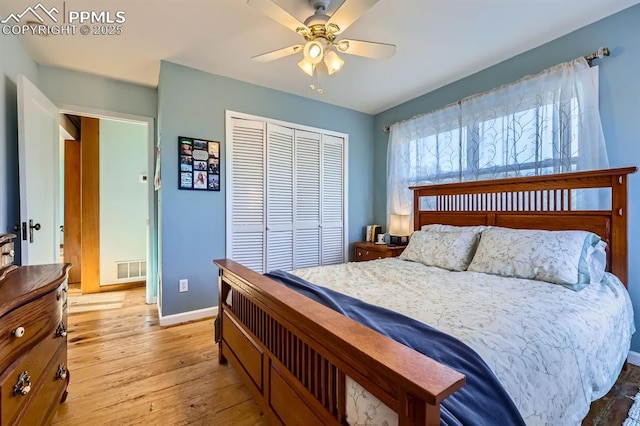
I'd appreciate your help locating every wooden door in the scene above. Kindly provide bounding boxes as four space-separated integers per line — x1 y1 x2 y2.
64 140 81 283
81 117 100 293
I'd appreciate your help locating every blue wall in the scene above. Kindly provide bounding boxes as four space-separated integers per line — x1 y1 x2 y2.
0 32 38 250
157 61 374 316
374 4 640 350
38 65 157 118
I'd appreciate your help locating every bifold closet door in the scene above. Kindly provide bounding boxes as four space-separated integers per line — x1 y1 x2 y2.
229 118 265 272
265 123 294 272
228 112 347 273
321 134 345 265
294 130 321 269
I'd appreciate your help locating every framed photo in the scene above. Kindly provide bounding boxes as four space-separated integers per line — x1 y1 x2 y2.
178 136 220 191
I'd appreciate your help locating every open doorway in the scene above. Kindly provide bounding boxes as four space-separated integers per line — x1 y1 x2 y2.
58 108 156 304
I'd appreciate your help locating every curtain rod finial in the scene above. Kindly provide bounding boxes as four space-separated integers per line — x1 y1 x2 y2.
585 47 610 63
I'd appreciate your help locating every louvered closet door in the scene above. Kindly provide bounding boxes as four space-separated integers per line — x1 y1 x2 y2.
321 134 345 265
229 118 265 272
266 123 294 272
294 130 321 269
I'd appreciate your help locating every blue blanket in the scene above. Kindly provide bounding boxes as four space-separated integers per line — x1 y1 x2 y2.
265 270 525 426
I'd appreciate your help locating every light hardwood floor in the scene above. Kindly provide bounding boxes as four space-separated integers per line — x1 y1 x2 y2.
51 285 637 425
52 286 267 425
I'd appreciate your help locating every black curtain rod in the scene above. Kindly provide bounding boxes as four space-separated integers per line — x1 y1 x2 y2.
382 47 610 133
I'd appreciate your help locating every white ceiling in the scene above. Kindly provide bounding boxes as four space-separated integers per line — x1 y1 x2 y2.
2 0 638 114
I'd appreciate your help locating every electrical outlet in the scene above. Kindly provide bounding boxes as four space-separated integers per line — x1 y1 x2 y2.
179 279 188 292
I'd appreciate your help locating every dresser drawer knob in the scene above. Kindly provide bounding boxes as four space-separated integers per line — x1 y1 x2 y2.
56 322 67 338
13 371 31 396
12 326 25 338
56 364 68 381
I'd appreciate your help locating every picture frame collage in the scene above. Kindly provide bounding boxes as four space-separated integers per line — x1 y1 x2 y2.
179 136 220 191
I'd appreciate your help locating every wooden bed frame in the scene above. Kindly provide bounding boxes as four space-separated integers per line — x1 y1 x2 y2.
214 167 636 425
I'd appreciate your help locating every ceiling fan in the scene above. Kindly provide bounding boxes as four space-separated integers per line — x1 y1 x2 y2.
248 0 395 93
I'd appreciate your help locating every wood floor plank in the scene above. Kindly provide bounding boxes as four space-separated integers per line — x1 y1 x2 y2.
69 335 213 385
52 287 265 425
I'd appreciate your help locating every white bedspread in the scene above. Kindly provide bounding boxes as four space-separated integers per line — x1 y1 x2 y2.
291 258 635 425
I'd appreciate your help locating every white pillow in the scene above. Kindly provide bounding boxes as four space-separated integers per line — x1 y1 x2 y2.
468 228 601 287
399 230 480 271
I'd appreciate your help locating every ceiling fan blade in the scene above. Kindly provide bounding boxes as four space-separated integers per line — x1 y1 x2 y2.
251 45 304 62
326 0 380 34
336 39 396 59
247 0 309 34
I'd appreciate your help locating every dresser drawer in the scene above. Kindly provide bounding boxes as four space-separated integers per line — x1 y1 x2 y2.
0 287 64 370
14 342 68 426
0 243 14 270
0 235 15 269
355 247 392 261
354 242 406 262
0 234 16 281
0 330 66 425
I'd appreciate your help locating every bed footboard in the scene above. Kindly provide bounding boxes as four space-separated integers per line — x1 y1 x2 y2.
215 259 465 425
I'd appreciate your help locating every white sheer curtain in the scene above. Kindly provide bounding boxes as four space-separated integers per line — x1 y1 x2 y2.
387 58 609 224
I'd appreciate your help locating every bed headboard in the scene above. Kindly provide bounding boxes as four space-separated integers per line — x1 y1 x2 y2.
410 167 637 287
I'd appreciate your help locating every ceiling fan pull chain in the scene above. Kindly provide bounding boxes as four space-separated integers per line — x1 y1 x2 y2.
316 68 323 94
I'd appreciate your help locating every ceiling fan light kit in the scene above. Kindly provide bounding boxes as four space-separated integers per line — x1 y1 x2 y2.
248 0 396 93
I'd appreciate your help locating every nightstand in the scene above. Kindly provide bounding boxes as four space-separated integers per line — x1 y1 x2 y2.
354 242 406 262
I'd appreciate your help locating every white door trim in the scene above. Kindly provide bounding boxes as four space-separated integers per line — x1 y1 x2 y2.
57 104 157 304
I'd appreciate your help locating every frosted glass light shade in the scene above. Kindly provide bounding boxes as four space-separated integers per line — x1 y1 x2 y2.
324 50 344 75
389 214 411 236
297 59 314 77
303 40 324 64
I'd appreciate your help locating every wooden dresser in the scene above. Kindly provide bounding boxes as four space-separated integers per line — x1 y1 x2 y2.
0 262 71 425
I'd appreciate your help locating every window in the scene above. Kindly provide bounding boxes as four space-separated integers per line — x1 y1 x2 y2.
388 59 609 219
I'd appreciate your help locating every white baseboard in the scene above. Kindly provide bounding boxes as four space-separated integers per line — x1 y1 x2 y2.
628 350 640 366
158 305 218 327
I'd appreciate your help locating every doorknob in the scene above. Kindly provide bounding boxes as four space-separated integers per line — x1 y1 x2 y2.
28 219 41 243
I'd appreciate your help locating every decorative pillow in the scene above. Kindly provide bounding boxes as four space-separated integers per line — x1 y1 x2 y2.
467 228 603 288
421 224 488 234
399 230 480 271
